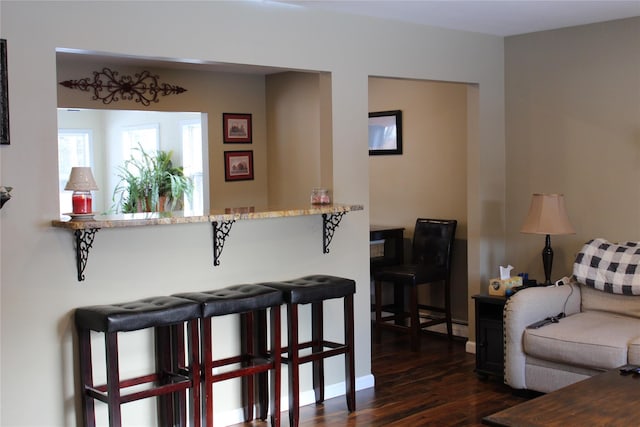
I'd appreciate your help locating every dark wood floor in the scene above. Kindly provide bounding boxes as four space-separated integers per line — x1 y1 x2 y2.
237 328 530 426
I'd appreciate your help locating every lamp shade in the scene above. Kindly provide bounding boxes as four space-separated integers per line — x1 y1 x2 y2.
521 193 575 235
64 167 99 191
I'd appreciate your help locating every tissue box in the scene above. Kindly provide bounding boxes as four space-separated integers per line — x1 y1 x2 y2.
488 276 523 296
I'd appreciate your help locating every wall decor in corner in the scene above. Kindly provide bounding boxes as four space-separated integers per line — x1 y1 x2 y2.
59 67 187 106
1 39 9 145
368 110 403 155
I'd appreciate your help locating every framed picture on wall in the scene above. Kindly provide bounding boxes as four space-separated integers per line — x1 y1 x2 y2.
1 39 9 145
224 150 254 181
223 113 252 143
368 110 402 155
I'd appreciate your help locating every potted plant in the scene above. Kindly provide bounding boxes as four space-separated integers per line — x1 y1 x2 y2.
112 144 193 213
155 149 193 212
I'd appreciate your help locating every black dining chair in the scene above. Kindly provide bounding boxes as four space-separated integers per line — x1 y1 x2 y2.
374 218 457 351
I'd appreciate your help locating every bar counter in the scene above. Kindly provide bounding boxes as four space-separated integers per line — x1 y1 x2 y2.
52 203 363 229
52 203 364 281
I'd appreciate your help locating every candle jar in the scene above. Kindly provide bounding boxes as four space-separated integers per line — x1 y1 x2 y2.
72 190 93 214
311 188 330 205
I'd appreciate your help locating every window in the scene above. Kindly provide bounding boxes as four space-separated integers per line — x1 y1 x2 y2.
181 120 203 215
57 109 205 215
121 124 159 166
58 129 92 214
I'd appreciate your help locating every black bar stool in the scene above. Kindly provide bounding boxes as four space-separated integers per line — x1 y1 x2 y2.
374 218 457 351
264 275 356 427
175 284 283 427
74 296 201 427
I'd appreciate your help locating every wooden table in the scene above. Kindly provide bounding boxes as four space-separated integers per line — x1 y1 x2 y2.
483 367 640 426
369 225 405 317
369 225 405 269
472 294 506 379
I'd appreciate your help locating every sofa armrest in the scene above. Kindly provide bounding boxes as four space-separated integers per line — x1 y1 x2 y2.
503 280 581 389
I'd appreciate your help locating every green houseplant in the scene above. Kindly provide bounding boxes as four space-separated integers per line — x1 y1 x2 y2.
155 149 192 211
112 144 193 213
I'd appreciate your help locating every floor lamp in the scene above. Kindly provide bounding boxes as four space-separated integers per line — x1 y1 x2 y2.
521 193 575 286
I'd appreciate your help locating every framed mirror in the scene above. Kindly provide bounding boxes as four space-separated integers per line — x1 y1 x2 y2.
368 110 402 155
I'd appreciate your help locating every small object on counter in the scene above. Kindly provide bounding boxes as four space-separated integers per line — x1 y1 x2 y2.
489 276 523 296
310 188 331 205
72 191 92 214
65 167 98 214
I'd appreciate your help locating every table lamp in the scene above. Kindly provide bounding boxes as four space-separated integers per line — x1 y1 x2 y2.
521 193 575 285
65 167 98 215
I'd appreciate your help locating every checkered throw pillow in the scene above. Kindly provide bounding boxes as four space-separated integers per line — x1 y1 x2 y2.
573 238 640 295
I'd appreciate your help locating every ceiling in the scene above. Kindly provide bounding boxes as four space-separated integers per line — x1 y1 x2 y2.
273 0 640 36
58 1 639 74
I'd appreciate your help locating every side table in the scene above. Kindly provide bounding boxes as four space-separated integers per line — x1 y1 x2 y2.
472 294 507 379
369 225 405 270
370 226 405 316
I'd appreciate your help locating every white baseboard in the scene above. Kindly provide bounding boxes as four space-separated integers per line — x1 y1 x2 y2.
373 310 469 339
466 340 476 354
214 374 375 426
424 321 468 338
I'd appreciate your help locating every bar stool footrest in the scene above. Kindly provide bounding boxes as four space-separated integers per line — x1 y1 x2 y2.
282 340 349 364
86 374 193 405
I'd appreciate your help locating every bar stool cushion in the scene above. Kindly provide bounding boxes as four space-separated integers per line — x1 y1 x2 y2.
175 284 283 317
75 296 201 333
264 274 355 305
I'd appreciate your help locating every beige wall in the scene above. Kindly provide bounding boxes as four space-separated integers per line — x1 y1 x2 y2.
0 1 506 425
59 66 331 213
505 17 640 282
57 56 270 210
266 72 323 207
368 77 469 321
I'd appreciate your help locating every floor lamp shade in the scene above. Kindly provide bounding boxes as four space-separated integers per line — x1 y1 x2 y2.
521 193 575 285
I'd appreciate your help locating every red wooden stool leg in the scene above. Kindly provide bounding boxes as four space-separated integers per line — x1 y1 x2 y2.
270 305 282 427
344 294 356 412
155 325 176 425
287 303 300 427
311 302 324 404
77 327 96 427
241 311 255 421
188 318 201 427
202 317 214 427
105 332 122 426
255 309 269 421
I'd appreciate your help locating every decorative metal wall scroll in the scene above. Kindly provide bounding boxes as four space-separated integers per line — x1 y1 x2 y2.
59 67 187 106
1 39 9 145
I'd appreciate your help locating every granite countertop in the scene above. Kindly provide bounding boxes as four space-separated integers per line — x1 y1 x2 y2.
52 203 364 229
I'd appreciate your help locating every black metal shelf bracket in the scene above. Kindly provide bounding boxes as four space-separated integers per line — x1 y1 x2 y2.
212 220 235 266
74 228 99 282
322 212 346 254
